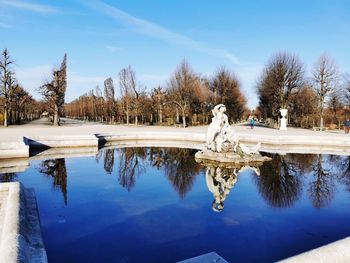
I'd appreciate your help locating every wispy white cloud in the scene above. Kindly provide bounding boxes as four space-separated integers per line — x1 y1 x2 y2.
104 45 121 52
0 0 58 14
86 1 240 65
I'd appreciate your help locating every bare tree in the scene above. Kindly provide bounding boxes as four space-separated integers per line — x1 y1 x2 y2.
312 54 338 130
104 77 115 123
257 52 304 119
328 91 342 124
40 54 67 126
151 86 165 124
289 85 318 127
167 60 199 128
130 84 144 125
343 74 350 111
119 66 135 124
0 48 15 127
210 67 247 122
9 84 32 124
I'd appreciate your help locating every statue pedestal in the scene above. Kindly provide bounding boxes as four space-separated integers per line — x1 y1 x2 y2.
279 109 288 130
195 149 271 166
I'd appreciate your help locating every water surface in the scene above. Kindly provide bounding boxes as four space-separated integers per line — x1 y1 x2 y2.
2 148 350 263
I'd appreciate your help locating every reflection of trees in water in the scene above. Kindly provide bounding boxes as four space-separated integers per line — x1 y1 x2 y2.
286 154 316 174
255 153 340 209
95 149 103 163
37 158 68 205
341 156 350 191
254 153 303 208
0 173 17 182
149 148 166 169
330 155 350 192
118 148 147 192
308 154 334 209
161 148 201 198
103 149 115 174
114 147 201 198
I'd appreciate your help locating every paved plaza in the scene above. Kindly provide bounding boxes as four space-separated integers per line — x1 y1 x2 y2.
0 118 348 143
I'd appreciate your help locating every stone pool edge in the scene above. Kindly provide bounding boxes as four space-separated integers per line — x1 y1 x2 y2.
2 130 350 159
0 182 47 263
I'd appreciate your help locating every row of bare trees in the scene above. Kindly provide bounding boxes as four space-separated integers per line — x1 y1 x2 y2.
0 49 42 126
0 49 68 127
257 52 349 129
65 60 248 127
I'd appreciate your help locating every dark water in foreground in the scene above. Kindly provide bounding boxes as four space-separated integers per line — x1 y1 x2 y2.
2 148 350 263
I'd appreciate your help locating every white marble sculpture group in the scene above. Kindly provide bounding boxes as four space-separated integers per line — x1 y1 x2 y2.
206 104 260 155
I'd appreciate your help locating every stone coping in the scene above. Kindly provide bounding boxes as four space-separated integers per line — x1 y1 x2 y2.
1 129 350 159
0 141 29 159
279 237 350 263
23 134 98 148
0 182 47 263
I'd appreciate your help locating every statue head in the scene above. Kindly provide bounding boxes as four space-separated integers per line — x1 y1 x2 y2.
212 199 224 212
212 104 226 116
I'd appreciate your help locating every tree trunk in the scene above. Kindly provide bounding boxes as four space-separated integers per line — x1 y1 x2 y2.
135 115 138 125
182 108 186 128
3 101 8 127
320 98 324 130
126 108 129 124
159 104 163 124
176 108 179 123
53 104 59 126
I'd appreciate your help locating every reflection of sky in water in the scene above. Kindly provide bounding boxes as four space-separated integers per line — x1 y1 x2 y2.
2 149 350 263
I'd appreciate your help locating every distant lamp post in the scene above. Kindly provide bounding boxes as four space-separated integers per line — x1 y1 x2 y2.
279 108 288 130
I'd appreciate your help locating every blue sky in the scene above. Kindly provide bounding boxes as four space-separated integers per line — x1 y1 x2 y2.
0 0 349 108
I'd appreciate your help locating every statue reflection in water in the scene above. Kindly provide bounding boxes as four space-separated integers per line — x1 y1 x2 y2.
205 164 261 212
206 166 237 212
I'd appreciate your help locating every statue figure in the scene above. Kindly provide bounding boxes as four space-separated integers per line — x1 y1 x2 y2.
196 104 270 165
206 104 238 152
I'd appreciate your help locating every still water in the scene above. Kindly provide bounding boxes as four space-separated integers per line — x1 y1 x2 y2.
2 148 350 263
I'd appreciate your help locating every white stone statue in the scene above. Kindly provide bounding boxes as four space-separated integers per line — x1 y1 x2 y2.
238 142 261 155
206 104 262 155
206 104 238 152
279 108 288 130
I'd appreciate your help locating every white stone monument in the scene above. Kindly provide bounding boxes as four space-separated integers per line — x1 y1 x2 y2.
279 108 288 130
195 104 272 164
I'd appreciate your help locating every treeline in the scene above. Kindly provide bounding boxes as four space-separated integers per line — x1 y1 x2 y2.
64 60 248 127
0 49 42 126
0 48 67 126
2 47 350 129
257 52 350 129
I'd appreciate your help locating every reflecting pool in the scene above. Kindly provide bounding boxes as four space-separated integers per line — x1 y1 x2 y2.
2 148 350 263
